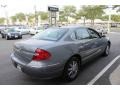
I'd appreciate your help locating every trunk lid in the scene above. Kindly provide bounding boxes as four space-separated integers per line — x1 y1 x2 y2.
14 39 55 64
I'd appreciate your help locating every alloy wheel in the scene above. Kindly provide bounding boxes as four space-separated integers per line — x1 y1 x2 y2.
67 60 79 79
105 45 110 55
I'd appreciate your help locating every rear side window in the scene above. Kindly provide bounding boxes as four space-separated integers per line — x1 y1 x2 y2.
75 28 90 40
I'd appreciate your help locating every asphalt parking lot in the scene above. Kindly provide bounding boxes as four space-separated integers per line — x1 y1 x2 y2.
1 32 120 85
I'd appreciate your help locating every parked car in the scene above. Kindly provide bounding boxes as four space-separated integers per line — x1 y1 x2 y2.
43 24 50 29
0 27 5 34
96 27 108 34
92 25 108 35
29 27 44 35
111 23 117 27
1 28 22 40
0 28 2 33
11 26 111 81
15 26 32 35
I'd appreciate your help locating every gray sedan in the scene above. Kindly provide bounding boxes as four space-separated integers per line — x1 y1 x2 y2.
1 28 22 40
11 26 111 81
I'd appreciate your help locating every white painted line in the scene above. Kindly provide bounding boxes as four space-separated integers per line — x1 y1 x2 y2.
87 55 120 85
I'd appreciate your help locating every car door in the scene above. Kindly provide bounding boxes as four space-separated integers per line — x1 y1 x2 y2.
87 28 105 55
74 28 95 60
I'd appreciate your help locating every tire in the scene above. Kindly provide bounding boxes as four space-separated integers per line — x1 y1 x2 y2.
103 44 110 56
63 57 80 81
2 35 4 38
19 36 22 39
5 35 9 40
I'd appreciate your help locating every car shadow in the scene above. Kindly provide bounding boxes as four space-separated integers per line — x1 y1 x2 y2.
24 76 66 85
23 55 106 85
80 56 104 71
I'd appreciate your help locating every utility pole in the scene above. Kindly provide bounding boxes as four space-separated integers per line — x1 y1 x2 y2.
107 5 113 33
1 4 8 26
34 4 38 26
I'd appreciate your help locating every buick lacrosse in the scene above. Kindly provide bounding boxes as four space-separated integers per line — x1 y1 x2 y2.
11 26 111 81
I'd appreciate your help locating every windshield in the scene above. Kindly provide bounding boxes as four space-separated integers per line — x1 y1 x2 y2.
32 28 68 41
7 29 17 32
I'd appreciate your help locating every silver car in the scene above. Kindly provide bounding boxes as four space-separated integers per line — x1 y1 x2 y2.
11 26 111 81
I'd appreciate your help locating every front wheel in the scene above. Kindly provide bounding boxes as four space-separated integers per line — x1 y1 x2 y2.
103 44 110 56
63 57 80 81
5 35 9 40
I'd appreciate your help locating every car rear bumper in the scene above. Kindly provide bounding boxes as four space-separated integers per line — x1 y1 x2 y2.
30 31 36 35
8 35 21 39
11 53 63 79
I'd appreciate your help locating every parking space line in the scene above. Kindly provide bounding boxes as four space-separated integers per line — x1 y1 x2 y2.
87 55 120 85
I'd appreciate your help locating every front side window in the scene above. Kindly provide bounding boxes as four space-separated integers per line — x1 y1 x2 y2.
88 28 100 38
75 28 90 40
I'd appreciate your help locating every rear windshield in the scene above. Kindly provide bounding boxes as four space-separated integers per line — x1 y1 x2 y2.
32 28 68 41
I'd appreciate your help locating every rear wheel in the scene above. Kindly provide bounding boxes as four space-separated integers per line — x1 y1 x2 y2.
19 36 22 39
103 44 110 56
63 57 80 81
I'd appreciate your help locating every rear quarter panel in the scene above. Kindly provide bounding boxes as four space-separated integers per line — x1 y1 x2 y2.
37 41 76 69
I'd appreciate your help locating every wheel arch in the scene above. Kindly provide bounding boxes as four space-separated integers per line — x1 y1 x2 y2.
65 54 82 68
108 41 111 47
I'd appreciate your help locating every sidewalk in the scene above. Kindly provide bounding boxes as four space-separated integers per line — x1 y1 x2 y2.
109 65 120 85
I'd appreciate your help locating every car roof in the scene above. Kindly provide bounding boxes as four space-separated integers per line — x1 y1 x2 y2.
59 25 90 29
47 25 95 31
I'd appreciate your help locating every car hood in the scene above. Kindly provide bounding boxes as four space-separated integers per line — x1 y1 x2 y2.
14 39 55 52
9 32 20 34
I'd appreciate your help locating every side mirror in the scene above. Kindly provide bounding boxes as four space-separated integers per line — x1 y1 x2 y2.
99 32 106 37
101 34 106 37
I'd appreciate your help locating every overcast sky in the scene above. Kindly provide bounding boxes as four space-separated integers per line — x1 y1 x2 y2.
0 0 120 17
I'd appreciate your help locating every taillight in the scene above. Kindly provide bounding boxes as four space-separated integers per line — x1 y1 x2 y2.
32 49 51 61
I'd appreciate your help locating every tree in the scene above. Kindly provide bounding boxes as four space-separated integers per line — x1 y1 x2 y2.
59 11 67 23
81 5 105 25
111 15 120 22
10 16 17 24
101 14 120 22
74 9 88 24
37 11 48 21
100 15 109 21
74 10 85 20
61 5 76 22
0 17 5 25
15 13 25 22
27 13 35 25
